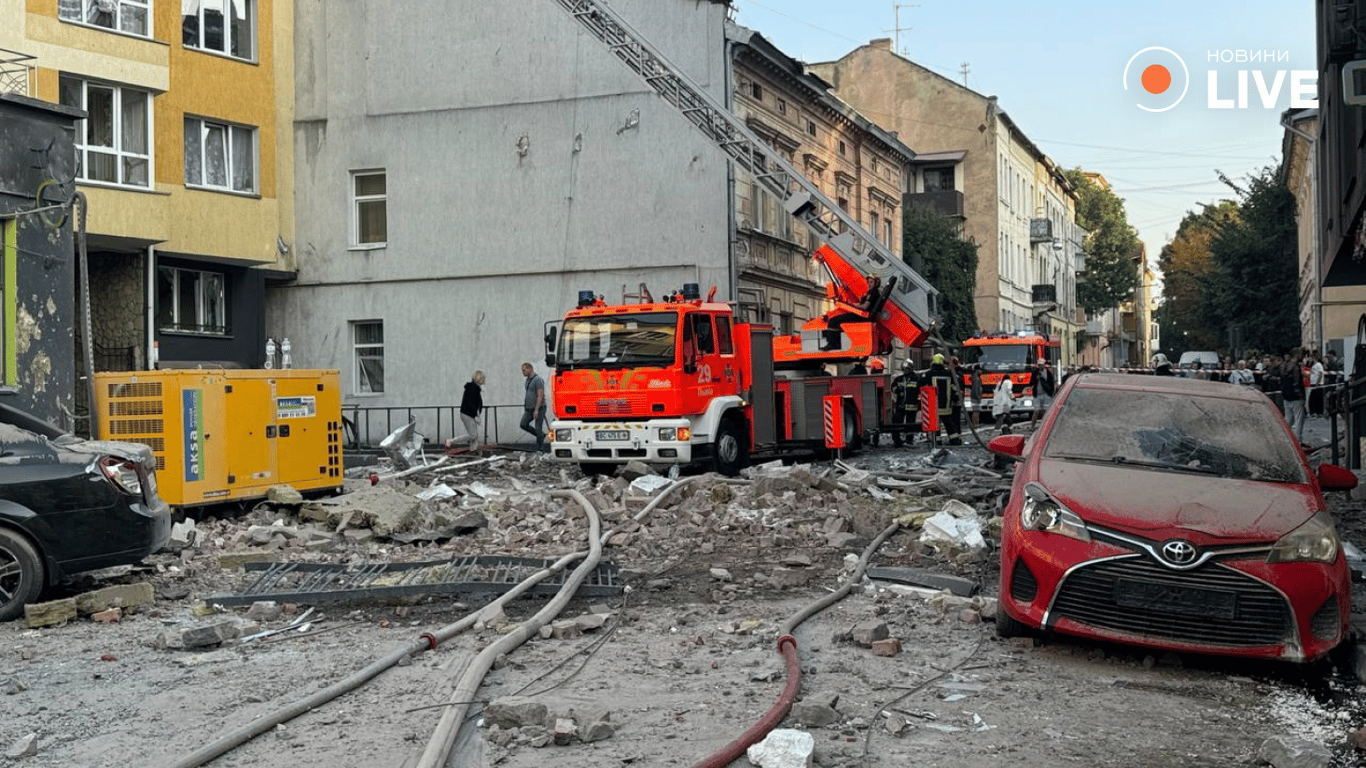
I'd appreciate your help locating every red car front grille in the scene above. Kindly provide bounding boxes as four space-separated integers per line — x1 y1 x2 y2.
1050 557 1292 647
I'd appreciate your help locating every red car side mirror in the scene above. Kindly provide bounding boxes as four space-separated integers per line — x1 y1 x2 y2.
1318 463 1358 491
988 434 1026 457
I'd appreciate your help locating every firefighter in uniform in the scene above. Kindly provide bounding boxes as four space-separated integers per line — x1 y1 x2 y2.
919 354 958 445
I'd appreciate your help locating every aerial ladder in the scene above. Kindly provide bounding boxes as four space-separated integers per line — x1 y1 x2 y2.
549 0 940 360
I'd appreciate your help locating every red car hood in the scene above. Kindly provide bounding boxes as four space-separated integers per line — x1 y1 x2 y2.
1038 459 1318 542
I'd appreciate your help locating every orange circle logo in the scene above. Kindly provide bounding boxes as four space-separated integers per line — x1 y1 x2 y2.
1141 64 1171 94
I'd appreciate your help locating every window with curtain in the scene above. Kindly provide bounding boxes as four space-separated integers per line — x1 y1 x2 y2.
157 266 228 335
352 321 385 394
59 0 150 36
59 75 151 188
182 0 256 60
184 116 257 194
352 171 388 246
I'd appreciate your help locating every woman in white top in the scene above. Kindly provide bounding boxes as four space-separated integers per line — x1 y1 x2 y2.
991 377 1014 433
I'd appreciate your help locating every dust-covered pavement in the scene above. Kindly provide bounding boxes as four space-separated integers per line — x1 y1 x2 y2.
4 429 1366 768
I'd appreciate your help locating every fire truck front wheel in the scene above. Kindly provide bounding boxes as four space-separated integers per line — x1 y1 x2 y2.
712 417 748 477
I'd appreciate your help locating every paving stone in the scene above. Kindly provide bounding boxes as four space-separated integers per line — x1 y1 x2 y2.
553 717 577 745
551 620 582 640
181 619 242 648
91 607 122 623
245 601 282 622
581 720 614 743
573 613 607 632
870 638 901 656
769 567 812 589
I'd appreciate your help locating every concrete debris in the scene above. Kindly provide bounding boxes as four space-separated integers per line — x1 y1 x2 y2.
747 728 815 768
553 717 577 745
245 601 282 622
867 567 978 597
179 617 258 649
851 620 889 647
628 474 673 497
1256 736 1332 768
1348 726 1366 751
5 733 38 759
789 701 840 727
870 638 901 656
484 697 549 730
415 483 458 501
919 500 986 551
168 517 200 550
267 485 304 505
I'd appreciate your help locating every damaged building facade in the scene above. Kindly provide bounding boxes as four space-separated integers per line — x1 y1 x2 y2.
1 0 298 428
0 92 79 425
270 1 915 439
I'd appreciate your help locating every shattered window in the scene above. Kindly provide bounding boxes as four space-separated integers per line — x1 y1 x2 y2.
558 312 676 369
157 266 228 335
353 321 384 394
59 0 150 37
59 75 151 188
182 0 256 60
1043 386 1305 483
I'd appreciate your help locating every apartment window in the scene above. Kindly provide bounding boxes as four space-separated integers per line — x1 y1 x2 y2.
184 117 257 193
352 171 388 246
750 82 763 100
59 0 149 36
157 267 227 335
923 166 954 192
353 321 385 394
183 0 256 60
776 99 786 116
806 119 816 137
870 211 880 243
838 140 847 157
59 75 151 188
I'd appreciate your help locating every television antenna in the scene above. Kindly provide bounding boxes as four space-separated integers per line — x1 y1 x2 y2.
884 3 920 55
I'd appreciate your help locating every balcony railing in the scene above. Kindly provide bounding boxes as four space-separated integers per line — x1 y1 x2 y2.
0 48 35 97
905 190 964 218
1031 284 1057 305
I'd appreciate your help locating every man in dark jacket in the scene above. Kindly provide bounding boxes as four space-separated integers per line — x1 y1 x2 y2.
1027 358 1056 430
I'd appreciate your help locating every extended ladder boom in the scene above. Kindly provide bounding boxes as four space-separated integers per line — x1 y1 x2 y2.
552 0 939 342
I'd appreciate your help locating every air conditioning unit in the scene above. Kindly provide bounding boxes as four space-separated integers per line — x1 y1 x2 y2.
1344 59 1366 105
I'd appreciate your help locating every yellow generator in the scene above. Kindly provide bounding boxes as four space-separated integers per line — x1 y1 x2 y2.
93 369 344 507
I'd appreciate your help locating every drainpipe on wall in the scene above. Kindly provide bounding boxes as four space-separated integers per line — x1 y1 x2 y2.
74 191 96 439
146 244 156 370
724 32 738 302
1280 115 1321 352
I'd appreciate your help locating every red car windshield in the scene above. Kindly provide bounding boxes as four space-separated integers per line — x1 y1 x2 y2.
1042 387 1306 483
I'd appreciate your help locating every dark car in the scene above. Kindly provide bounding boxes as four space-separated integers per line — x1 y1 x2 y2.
0 399 171 621
990 373 1356 663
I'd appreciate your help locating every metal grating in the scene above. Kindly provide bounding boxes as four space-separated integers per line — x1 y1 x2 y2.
207 555 623 607
110 400 164 416
109 382 162 398
1051 557 1292 647
109 419 164 435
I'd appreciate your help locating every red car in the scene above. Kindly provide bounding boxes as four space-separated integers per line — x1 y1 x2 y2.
990 373 1356 663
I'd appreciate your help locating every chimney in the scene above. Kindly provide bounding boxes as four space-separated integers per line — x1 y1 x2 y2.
870 38 892 51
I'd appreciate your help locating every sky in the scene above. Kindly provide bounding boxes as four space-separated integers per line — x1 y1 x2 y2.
730 0 1316 270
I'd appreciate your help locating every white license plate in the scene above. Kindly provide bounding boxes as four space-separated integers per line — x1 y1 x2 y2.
596 430 630 441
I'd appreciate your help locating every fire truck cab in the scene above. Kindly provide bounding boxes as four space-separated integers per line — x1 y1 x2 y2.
960 331 1060 415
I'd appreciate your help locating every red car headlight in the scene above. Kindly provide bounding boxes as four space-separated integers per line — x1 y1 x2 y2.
1266 510 1340 564
99 456 144 496
1019 483 1091 543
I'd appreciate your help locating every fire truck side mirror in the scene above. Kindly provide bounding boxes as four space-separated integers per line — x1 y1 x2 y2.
544 327 558 352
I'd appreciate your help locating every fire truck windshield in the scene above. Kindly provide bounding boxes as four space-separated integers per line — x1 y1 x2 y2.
962 344 1032 372
557 312 678 369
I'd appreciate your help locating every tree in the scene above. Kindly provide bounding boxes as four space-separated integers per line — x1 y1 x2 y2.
1154 201 1236 357
902 204 979 346
1204 165 1299 357
1063 170 1141 314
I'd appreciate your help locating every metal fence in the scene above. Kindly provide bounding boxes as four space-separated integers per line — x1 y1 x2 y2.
342 403 529 450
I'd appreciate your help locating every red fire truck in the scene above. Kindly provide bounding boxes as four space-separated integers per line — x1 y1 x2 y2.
542 0 939 475
959 331 1060 416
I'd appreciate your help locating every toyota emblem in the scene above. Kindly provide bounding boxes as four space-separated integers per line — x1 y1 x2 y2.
1161 540 1197 565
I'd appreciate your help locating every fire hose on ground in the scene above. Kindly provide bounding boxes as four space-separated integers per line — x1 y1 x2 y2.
162 472 719 768
687 520 903 768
